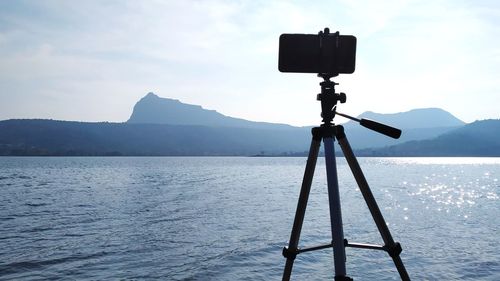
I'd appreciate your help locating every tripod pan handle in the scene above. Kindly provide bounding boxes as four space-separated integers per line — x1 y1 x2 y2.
360 119 402 139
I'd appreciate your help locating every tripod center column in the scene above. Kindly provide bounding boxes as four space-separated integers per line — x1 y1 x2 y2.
322 130 348 278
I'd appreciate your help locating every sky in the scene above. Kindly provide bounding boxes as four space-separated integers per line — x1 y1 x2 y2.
0 0 499 126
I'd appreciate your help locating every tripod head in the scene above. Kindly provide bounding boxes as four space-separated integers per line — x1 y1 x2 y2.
316 75 402 139
317 75 346 125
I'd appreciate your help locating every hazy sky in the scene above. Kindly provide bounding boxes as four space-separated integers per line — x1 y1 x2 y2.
1 0 499 126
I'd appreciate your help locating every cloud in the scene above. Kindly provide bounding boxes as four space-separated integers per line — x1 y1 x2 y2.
0 0 499 124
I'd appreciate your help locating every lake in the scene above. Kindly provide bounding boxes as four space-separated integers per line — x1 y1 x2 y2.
0 157 499 280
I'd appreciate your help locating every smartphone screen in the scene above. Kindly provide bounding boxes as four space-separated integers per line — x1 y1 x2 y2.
279 33 356 75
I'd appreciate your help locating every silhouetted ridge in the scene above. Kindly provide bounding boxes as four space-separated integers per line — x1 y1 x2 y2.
340 108 466 149
3 91 493 156
1 118 497 156
127 92 294 130
357 119 500 156
355 108 465 129
0 119 308 156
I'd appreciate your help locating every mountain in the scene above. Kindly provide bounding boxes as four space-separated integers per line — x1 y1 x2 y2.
127 93 466 150
341 108 465 149
127 92 294 130
2 92 497 156
357 119 500 156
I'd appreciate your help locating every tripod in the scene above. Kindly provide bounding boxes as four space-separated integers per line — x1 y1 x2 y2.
282 76 410 281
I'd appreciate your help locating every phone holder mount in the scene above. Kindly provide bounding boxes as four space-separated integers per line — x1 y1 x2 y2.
318 28 341 78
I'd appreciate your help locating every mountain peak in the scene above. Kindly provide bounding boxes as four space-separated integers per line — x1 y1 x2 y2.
144 92 160 99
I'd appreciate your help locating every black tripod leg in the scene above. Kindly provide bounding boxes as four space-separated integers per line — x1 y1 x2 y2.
336 128 411 281
282 136 322 281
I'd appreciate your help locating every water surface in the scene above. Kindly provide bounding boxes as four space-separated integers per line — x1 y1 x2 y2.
0 157 499 280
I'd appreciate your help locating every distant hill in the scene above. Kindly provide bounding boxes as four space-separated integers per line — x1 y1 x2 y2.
355 108 465 129
127 92 294 130
356 119 500 156
0 119 309 156
342 108 465 149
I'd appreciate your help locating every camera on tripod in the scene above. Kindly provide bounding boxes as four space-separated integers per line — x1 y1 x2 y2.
279 28 409 281
278 28 356 76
